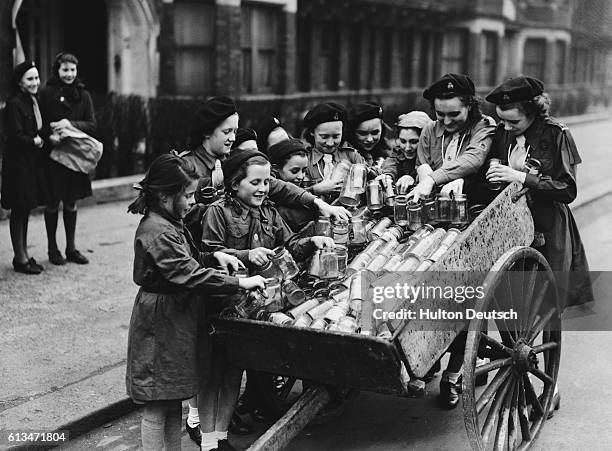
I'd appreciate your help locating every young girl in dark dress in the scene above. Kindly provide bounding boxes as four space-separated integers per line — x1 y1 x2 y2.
39 52 96 266
125 154 265 450
199 148 333 451
1 61 48 274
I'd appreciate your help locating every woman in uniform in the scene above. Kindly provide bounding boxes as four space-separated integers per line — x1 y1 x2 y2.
347 101 391 173
409 73 496 202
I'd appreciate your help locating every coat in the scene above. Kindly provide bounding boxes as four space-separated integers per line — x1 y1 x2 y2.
1 92 49 209
126 209 240 402
39 79 96 204
486 117 593 308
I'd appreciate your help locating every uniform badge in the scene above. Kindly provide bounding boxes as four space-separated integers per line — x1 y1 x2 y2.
378 107 383 116
503 93 511 102
333 113 339 120
447 82 454 90
273 117 280 125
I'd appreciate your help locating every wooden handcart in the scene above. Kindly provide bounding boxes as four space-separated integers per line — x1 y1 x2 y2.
212 182 562 451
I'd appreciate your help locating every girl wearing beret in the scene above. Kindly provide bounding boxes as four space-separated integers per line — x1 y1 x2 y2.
268 138 317 231
1 61 48 274
301 102 365 201
347 101 392 173
125 154 265 450
409 73 496 202
39 52 96 266
381 111 434 194
198 149 334 451
485 76 593 310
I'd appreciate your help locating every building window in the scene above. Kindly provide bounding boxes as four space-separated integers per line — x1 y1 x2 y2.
398 31 414 88
348 25 361 90
554 40 566 84
482 32 498 86
173 1 215 95
523 38 546 80
380 28 393 89
296 18 311 92
441 30 467 74
320 21 340 91
242 4 279 94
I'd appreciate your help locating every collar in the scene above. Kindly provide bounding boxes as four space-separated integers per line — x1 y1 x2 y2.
523 118 544 149
194 145 219 171
148 208 183 230
228 196 265 221
311 147 334 165
434 120 473 138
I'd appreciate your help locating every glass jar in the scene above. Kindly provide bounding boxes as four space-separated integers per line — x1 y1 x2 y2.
451 193 469 227
314 216 332 237
282 279 307 306
422 194 438 224
369 217 392 240
271 246 299 279
335 245 348 277
409 224 434 243
331 218 349 245
380 225 404 242
256 260 281 279
407 200 423 232
524 157 542 176
350 216 367 245
436 193 452 222
319 247 339 280
347 163 367 193
366 180 384 210
263 277 284 312
393 195 409 227
384 180 396 207
487 158 505 191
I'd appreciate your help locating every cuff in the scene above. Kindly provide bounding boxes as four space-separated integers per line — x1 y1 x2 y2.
429 170 449 186
524 173 539 188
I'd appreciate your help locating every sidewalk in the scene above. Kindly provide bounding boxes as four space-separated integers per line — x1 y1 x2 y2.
1 112 611 449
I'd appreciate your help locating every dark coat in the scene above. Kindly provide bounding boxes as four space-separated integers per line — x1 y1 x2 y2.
486 117 593 308
1 92 48 209
126 210 240 402
39 79 96 204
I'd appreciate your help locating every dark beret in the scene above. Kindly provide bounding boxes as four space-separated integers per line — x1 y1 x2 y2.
232 128 258 150
256 116 282 150
267 138 307 166
423 73 475 101
222 148 268 189
13 60 37 86
303 102 347 129
349 102 384 126
485 76 545 105
190 96 237 142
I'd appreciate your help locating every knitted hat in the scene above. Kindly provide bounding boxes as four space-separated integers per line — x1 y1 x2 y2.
232 128 258 150
267 138 307 166
396 111 433 130
222 148 268 189
13 60 37 86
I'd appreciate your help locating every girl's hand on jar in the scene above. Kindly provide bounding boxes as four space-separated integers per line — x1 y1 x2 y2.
239 275 267 290
213 251 244 273
486 165 526 184
396 175 415 194
249 247 275 266
311 236 335 249
313 178 343 195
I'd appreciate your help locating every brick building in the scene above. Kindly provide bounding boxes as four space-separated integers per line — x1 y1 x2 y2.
1 0 611 176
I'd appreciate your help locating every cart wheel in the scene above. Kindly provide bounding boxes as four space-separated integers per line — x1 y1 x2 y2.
463 246 561 451
248 372 359 425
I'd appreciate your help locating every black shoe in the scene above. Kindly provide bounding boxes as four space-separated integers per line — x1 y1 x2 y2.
437 376 462 410
13 258 42 275
216 439 236 451
28 257 44 272
48 249 66 265
185 419 201 446
229 413 253 435
66 249 89 264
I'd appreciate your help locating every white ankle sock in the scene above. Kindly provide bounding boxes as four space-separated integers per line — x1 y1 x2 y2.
201 431 217 451
215 430 228 441
187 406 200 428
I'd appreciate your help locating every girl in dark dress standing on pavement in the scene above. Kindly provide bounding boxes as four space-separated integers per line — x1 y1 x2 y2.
39 52 96 266
1 61 48 274
126 154 265 450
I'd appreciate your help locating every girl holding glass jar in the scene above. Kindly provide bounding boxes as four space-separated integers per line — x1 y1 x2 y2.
301 102 365 200
199 148 334 449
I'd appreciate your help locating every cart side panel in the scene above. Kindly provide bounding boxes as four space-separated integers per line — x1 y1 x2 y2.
394 183 535 378
213 317 406 394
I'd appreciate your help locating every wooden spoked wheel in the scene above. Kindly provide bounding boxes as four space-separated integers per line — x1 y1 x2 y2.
463 246 562 451
249 372 359 425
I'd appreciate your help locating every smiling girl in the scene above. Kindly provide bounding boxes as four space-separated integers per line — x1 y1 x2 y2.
199 148 333 450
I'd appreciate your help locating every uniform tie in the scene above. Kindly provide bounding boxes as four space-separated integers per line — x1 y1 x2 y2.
211 159 224 190
322 154 334 179
509 135 528 171
31 95 42 131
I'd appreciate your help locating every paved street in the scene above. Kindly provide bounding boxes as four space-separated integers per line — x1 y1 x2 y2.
1 117 612 450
